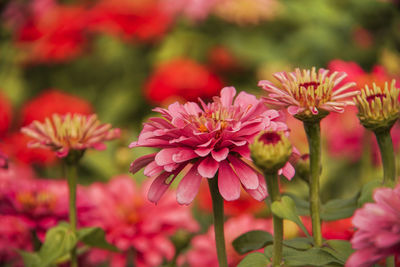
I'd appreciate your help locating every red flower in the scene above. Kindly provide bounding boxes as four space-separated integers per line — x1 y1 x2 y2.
1 133 57 166
21 89 93 126
87 0 172 42
0 92 12 138
15 4 88 63
144 58 224 104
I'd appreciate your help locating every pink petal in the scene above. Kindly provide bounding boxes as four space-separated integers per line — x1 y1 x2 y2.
147 172 173 204
172 149 197 163
177 164 203 205
92 143 107 151
211 148 229 162
155 148 182 166
228 156 259 190
288 106 301 115
144 161 164 177
218 161 241 201
197 157 219 178
129 153 157 174
245 172 267 201
194 147 213 157
280 162 295 180
56 148 69 158
220 86 236 107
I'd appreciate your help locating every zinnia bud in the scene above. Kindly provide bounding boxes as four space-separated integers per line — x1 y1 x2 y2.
250 131 292 173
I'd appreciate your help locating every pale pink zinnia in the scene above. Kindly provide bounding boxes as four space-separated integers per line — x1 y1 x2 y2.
81 176 199 267
21 113 120 158
129 87 294 204
346 184 400 267
258 67 358 117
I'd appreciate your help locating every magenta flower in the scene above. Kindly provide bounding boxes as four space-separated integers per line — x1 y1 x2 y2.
21 113 120 158
129 87 294 204
81 176 199 267
346 184 400 267
258 67 358 117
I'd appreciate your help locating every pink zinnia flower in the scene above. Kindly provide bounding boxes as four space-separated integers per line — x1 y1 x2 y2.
0 174 90 239
129 87 294 204
81 176 199 267
21 113 120 158
258 67 358 117
182 215 272 267
346 184 400 267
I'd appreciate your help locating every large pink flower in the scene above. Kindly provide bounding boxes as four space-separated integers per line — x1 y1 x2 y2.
182 215 273 267
81 176 199 267
129 87 294 204
346 184 400 267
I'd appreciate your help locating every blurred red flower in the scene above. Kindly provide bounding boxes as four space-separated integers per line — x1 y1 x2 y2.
15 4 88 63
21 89 93 126
302 216 354 241
87 0 173 42
144 58 224 104
0 92 12 138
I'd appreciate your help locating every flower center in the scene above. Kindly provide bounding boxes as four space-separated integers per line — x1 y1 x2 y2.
299 81 320 90
366 93 386 104
259 132 281 145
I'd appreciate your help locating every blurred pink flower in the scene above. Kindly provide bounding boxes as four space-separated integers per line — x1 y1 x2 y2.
0 174 90 240
259 67 357 117
130 87 293 204
346 184 400 267
160 0 220 21
183 215 272 267
0 215 32 266
21 113 120 158
81 176 199 267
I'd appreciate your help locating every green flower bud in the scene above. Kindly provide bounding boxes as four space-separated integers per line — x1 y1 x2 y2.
355 80 400 132
250 131 292 174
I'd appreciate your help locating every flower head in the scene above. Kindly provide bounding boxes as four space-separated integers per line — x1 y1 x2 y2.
130 87 294 204
81 176 198 267
258 67 358 121
346 183 400 267
21 113 120 158
354 80 400 132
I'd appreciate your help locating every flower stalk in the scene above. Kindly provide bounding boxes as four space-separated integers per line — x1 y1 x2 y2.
264 172 283 266
208 177 228 267
65 161 78 267
375 130 396 187
303 121 323 247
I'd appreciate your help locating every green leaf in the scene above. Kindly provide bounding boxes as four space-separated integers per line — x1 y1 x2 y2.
322 240 354 264
283 193 310 216
77 227 119 252
271 196 311 237
283 247 340 266
358 179 382 207
39 222 77 267
233 230 274 254
320 193 359 221
17 250 42 267
283 237 313 250
237 252 270 267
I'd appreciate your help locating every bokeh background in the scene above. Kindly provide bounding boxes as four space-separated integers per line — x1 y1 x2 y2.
1 0 400 266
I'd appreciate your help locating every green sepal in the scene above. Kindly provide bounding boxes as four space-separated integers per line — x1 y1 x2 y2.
237 252 270 267
232 230 274 254
77 227 119 252
271 196 311 237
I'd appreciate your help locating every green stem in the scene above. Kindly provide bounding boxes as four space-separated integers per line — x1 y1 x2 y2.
208 178 228 267
386 255 395 267
66 163 78 267
264 172 283 267
374 130 396 187
303 121 323 247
